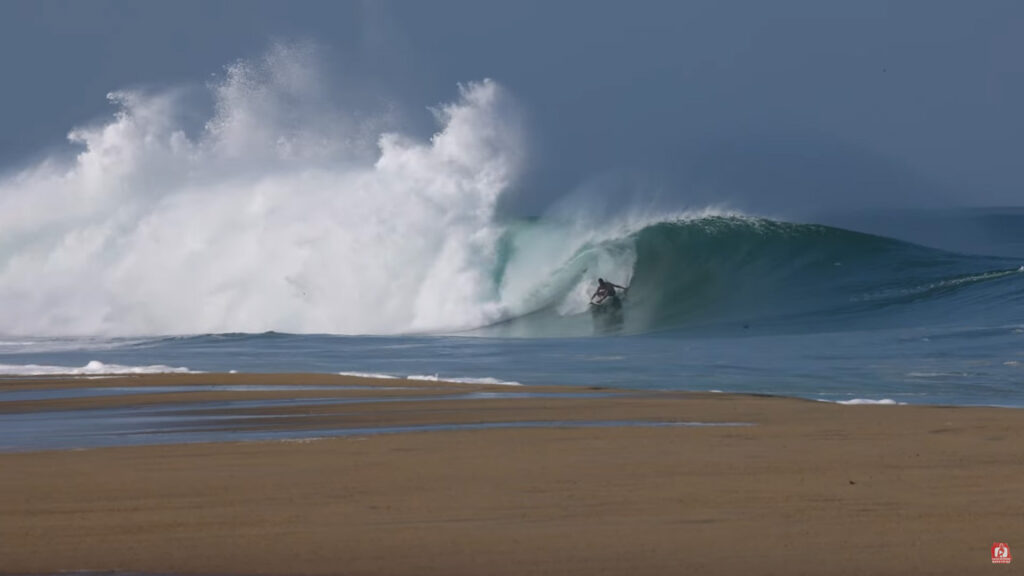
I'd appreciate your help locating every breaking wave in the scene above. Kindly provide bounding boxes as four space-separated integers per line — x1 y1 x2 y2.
475 215 1023 336
0 45 525 335
0 45 1020 338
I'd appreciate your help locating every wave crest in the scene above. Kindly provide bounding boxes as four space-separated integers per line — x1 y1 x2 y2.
1 46 1018 338
0 46 524 336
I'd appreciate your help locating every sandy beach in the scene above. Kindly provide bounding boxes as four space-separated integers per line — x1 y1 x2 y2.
1 373 1022 575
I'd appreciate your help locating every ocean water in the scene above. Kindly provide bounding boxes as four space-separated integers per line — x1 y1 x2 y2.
1 210 1022 407
0 49 1021 407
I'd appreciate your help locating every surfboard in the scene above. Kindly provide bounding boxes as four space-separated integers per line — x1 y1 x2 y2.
590 293 623 311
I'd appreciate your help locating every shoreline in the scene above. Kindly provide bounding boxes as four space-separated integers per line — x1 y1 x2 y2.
4 369 1017 410
2 373 1023 574
0 373 754 452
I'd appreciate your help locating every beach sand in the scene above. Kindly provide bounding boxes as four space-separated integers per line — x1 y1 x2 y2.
1 373 1022 575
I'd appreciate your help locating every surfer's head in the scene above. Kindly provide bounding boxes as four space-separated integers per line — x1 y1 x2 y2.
598 278 605 284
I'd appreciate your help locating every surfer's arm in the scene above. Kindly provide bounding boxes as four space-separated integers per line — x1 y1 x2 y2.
611 283 627 291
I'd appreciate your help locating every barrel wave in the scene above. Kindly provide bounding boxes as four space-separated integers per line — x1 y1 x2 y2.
0 45 1020 339
479 215 1024 337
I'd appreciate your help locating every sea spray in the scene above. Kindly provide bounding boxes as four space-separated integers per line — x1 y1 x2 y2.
1 46 1020 338
0 46 529 335
0 45 745 337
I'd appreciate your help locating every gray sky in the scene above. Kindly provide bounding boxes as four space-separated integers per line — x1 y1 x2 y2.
1 0 1020 216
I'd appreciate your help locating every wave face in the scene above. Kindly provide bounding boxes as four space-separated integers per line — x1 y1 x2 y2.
0 46 1020 338
476 215 1024 337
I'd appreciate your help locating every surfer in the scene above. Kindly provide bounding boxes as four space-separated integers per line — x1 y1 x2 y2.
591 278 627 304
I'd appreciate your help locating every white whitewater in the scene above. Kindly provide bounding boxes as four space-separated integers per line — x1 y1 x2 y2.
0 45 730 337
0 46 529 336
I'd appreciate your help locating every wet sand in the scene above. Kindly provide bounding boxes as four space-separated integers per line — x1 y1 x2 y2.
1 373 1023 575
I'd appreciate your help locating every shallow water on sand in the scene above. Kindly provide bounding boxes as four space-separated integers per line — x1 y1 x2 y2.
0 381 751 452
2 323 1023 406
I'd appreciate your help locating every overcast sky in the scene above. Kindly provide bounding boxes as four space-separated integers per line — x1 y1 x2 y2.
1 0 1020 215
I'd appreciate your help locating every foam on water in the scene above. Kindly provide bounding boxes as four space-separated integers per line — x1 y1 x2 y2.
338 370 519 385
831 398 904 405
0 360 196 375
407 374 521 386
338 371 399 379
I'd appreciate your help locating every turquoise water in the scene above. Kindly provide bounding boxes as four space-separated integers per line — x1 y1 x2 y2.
2 210 1022 406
